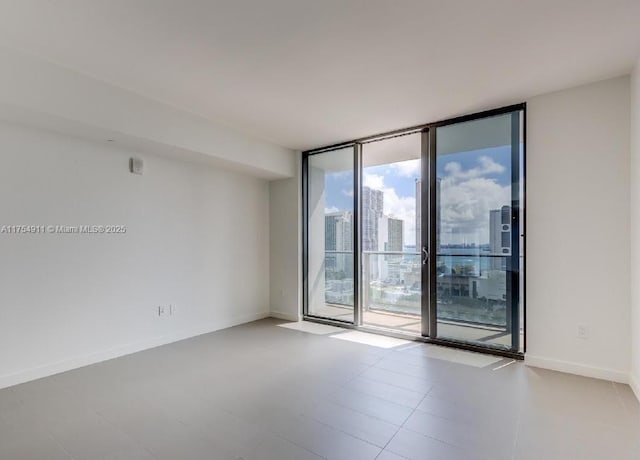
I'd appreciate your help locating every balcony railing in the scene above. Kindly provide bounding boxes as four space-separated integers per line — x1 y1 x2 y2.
324 250 515 329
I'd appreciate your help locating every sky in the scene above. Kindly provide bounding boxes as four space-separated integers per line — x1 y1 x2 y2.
323 145 513 246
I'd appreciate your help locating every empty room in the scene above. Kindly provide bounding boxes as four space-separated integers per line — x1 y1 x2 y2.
1 1 639 459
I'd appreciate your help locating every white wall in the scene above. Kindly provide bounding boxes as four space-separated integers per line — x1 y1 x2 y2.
269 161 301 321
0 47 296 179
0 121 271 389
630 59 640 398
526 76 631 382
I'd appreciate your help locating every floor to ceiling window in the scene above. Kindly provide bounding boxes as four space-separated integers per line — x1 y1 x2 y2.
360 133 422 334
303 104 525 356
431 109 524 352
305 146 357 323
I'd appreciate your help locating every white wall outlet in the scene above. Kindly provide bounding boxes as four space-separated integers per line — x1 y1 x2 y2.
577 323 588 339
169 304 175 315
158 305 165 316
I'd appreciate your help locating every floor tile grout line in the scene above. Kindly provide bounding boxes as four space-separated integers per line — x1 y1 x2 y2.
359 365 437 393
398 424 494 459
194 395 329 460
510 397 525 460
407 401 520 429
394 392 522 460
316 352 428 426
338 352 433 400
510 422 520 459
374 387 439 460
339 383 426 411
191 349 396 459
30 381 158 460
316 391 411 426
304 408 396 452
236 400 379 459
46 431 76 460
257 347 416 456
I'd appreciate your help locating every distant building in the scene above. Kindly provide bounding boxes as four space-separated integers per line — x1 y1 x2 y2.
489 205 511 270
362 186 384 251
325 211 352 272
324 211 352 251
376 216 404 280
378 216 404 252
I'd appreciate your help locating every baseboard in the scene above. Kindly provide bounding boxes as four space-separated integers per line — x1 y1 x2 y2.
630 374 640 403
0 310 270 390
525 355 629 383
269 310 300 322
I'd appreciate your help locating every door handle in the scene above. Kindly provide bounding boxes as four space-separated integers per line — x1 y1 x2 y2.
422 247 429 265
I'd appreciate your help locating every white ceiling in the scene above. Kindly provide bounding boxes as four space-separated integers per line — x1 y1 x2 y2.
0 0 638 151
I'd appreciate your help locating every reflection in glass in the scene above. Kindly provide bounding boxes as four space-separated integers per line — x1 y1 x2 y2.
307 147 355 322
434 112 523 350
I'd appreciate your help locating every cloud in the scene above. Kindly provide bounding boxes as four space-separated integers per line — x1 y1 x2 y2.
392 159 421 178
439 157 510 244
359 155 508 246
363 173 385 190
443 156 505 181
342 189 354 198
325 206 339 213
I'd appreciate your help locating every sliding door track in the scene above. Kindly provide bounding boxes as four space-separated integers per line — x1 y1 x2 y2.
303 315 524 360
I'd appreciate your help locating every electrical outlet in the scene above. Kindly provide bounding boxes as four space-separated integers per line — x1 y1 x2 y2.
158 305 166 316
169 304 175 315
577 323 588 339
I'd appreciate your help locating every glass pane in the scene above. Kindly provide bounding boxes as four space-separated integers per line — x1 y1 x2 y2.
435 112 523 350
307 147 355 322
361 133 421 334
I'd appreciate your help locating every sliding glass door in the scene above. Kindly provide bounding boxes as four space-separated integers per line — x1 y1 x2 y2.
303 105 525 355
305 146 357 323
427 109 524 352
361 133 422 333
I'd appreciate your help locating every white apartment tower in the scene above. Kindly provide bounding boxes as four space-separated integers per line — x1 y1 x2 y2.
362 186 384 251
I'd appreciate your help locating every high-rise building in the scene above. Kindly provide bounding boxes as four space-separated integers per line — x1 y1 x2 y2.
379 217 404 252
376 216 404 280
324 211 352 251
388 218 403 252
362 186 384 251
489 205 511 270
325 211 352 273
325 213 339 251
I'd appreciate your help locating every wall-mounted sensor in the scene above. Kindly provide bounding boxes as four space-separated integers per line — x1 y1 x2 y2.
129 157 144 175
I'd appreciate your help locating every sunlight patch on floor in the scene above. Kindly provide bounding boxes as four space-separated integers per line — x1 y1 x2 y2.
277 321 345 335
331 330 412 349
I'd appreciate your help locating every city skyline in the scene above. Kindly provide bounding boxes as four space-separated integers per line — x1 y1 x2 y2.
323 145 512 246
324 188 404 254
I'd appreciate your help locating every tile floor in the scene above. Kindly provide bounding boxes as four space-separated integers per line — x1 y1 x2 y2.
0 318 638 459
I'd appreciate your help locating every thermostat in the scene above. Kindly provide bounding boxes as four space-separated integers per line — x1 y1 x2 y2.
129 157 144 175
